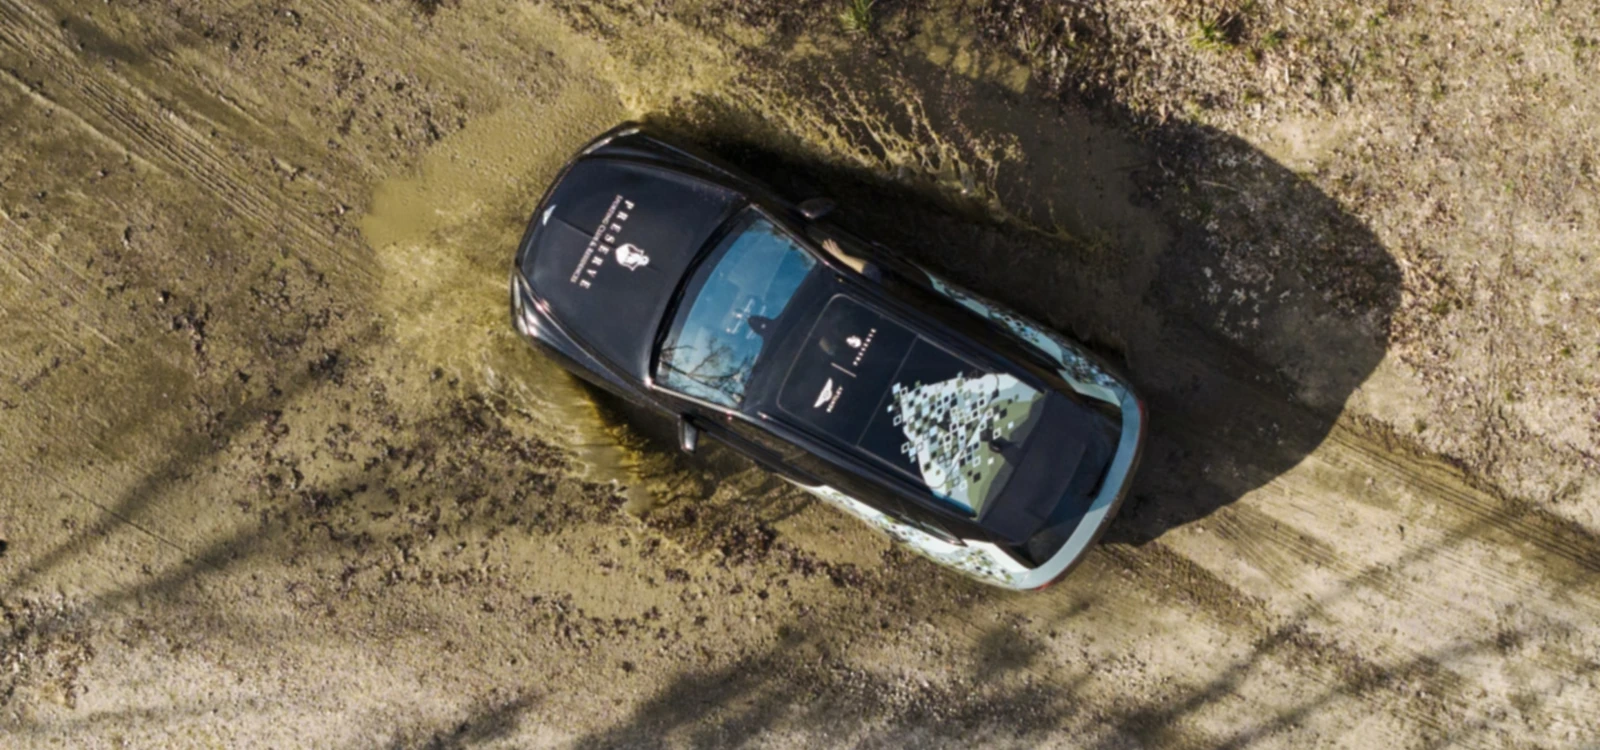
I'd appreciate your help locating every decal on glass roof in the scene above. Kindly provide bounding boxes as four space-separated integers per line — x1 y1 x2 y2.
778 295 1047 514
887 372 1044 513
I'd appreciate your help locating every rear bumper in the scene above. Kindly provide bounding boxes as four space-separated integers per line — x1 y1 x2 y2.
790 387 1143 592
1009 388 1145 590
905 273 1148 590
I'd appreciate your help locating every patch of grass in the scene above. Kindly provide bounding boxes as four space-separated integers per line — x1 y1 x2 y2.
1247 28 1287 63
1191 8 1251 54
839 0 875 35
1008 4 1072 59
1191 17 1236 52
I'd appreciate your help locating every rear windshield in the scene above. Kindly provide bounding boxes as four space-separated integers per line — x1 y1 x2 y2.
655 214 818 408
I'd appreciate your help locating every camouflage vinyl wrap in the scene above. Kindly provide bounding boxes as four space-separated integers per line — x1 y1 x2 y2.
926 277 1122 406
786 271 1143 590
791 482 1031 588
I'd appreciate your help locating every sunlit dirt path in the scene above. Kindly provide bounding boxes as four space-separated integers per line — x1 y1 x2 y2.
1 0 1596 747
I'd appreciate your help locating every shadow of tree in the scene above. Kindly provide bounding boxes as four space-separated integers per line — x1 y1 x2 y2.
566 500 1526 748
2 322 384 599
0 332 583 715
381 692 542 750
569 624 1091 749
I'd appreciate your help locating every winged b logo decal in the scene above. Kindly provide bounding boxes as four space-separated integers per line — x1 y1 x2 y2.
814 378 836 408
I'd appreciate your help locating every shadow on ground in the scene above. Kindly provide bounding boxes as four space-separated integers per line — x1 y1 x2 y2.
2 6 1406 743
625 37 1400 547
564 585 1503 749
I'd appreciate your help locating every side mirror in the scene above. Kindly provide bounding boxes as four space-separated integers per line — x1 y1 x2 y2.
797 197 835 221
677 417 699 454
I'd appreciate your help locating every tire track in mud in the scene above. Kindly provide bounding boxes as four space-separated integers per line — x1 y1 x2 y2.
1077 542 1479 748
1309 422 1600 732
0 0 364 281
1136 323 1600 580
0 208 115 460
1212 417 1600 622
1126 533 1571 748
1331 418 1600 581
1140 406 1600 739
0 0 386 602
1197 435 1596 625
0 211 119 352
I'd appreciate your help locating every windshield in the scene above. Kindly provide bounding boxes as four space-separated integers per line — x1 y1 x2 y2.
656 214 818 408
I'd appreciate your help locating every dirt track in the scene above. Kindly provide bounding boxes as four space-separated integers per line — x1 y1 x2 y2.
1 0 1598 747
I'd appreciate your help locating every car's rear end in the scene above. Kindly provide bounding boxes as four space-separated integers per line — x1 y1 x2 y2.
751 273 1144 591
922 277 1146 590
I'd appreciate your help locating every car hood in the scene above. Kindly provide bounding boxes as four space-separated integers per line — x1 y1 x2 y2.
766 293 1118 540
520 157 741 378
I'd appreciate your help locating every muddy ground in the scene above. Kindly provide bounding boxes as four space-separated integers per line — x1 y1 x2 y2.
1 0 1597 746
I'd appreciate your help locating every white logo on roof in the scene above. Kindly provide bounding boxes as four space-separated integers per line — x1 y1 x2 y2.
813 378 843 412
814 379 835 408
848 327 876 366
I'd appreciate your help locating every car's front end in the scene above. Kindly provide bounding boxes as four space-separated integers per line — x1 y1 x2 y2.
509 123 747 385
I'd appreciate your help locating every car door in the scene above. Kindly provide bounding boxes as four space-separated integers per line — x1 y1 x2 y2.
683 411 821 486
762 418 976 546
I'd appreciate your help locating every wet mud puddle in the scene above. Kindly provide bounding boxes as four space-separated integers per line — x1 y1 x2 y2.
351 2 1164 522
358 91 654 512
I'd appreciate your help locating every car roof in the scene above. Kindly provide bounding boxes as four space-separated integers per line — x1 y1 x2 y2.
522 156 743 378
743 281 1117 543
